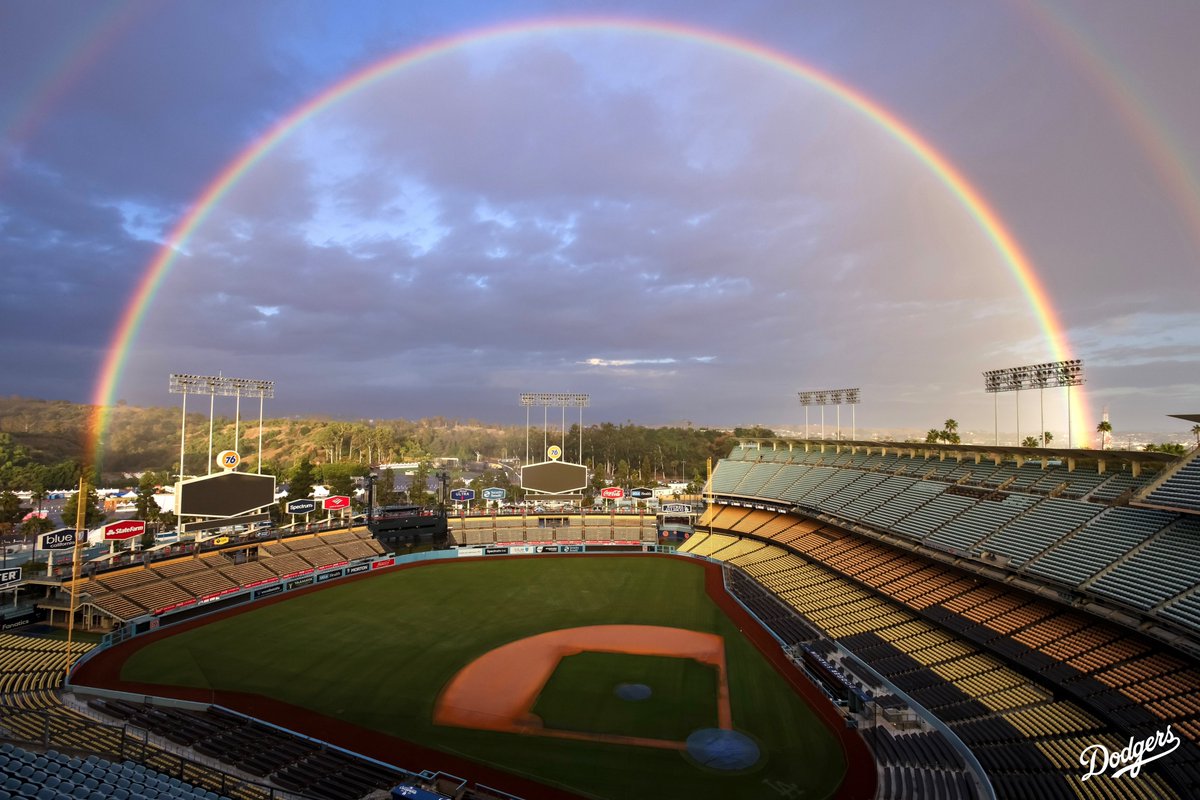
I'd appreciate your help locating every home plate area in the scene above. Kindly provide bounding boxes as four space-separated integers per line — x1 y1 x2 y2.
434 624 760 770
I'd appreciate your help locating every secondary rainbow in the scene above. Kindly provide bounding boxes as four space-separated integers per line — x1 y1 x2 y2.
1018 0 1200 258
86 16 1091 464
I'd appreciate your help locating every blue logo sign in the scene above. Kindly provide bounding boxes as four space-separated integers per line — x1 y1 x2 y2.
286 499 317 515
450 489 476 502
482 487 506 500
38 529 81 550
630 487 653 499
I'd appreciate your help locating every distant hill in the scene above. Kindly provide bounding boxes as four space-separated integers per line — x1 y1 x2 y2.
0 397 736 487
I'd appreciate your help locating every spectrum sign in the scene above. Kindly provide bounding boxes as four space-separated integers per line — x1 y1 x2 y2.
103 520 146 541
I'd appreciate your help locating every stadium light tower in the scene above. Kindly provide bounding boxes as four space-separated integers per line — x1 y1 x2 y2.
170 373 275 477
798 388 861 440
983 360 1082 447
519 393 590 464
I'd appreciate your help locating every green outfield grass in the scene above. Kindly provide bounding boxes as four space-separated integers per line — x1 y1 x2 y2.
119 556 845 800
531 652 719 741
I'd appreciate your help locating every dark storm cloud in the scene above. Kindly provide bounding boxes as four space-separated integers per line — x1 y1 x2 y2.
1 1 1198 433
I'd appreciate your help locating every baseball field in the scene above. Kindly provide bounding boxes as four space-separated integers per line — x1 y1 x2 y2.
77 555 865 799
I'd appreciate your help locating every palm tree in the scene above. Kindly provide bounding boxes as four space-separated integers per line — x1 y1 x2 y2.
925 429 941 444
1022 436 1040 448
944 419 958 436
1043 431 1053 447
1192 424 1200 448
1096 420 1113 450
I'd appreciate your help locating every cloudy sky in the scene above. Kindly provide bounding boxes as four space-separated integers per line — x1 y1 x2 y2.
1 1 1198 442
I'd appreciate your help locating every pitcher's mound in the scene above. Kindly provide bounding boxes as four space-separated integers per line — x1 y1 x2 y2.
614 682 653 701
685 728 761 771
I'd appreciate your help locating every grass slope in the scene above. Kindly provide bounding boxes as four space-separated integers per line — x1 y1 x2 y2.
120 557 845 800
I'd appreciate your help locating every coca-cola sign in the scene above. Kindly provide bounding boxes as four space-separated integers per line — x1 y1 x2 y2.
103 520 147 541
599 487 625 499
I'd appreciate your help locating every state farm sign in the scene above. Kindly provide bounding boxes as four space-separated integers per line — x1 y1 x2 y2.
103 520 146 541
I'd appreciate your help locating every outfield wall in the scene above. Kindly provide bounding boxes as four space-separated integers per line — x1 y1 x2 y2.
69 543 678 678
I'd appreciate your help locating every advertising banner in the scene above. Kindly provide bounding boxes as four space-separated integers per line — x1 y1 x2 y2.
242 578 275 589
600 487 625 500
0 567 22 587
286 499 317 515
346 563 370 575
372 558 396 570
456 548 483 558
322 495 351 511
317 569 344 583
38 529 81 550
1 609 40 631
482 487 506 501
662 503 692 514
253 584 283 599
630 487 653 499
450 489 476 502
102 520 146 541
153 599 196 615
200 587 240 603
560 545 584 553
484 546 510 555
538 545 559 553
286 576 314 590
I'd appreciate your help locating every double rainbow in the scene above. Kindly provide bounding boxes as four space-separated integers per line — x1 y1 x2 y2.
85 17 1091 464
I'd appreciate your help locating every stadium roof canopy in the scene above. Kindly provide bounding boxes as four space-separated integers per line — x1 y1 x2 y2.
736 437 1181 469
1168 413 1200 424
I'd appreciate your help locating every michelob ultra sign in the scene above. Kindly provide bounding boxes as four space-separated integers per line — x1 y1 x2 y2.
103 520 146 541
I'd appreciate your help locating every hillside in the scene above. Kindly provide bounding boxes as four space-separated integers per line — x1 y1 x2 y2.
0 397 738 488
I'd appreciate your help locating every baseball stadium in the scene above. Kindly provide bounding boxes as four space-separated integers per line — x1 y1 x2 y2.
2 433 1199 800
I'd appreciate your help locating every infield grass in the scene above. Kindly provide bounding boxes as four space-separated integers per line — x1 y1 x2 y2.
532 652 718 741
118 556 845 800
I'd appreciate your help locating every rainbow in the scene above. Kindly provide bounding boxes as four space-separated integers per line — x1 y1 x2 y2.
1018 0 1200 257
86 16 1092 464
1 2 150 183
